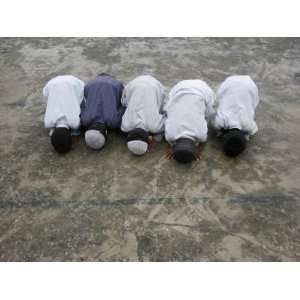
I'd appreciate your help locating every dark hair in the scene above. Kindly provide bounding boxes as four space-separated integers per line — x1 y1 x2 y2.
127 128 149 143
88 122 107 138
51 127 72 154
223 129 246 157
97 73 113 78
173 138 196 164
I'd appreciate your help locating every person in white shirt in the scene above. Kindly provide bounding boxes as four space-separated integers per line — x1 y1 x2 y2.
164 79 215 163
212 75 260 157
121 75 166 156
43 75 84 153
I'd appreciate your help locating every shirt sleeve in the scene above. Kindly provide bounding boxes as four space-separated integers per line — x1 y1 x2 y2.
80 97 86 111
249 122 258 136
212 114 223 131
161 90 170 116
159 85 168 114
74 78 84 104
43 84 49 98
121 88 128 107
205 90 216 126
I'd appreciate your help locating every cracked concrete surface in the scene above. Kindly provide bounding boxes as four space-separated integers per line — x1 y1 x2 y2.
0 37 299 261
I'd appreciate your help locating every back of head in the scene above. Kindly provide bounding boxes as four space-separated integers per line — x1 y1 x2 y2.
127 140 148 156
173 138 196 164
51 127 72 154
85 130 106 150
84 123 107 150
223 129 246 157
127 128 149 156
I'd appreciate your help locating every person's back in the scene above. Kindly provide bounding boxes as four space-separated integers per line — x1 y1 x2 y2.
212 75 260 157
165 79 215 145
121 75 165 134
213 75 259 135
43 75 84 153
80 73 124 150
164 80 215 163
121 75 166 156
81 74 124 129
44 75 84 130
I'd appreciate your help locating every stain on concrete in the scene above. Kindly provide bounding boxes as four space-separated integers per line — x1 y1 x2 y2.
0 37 299 261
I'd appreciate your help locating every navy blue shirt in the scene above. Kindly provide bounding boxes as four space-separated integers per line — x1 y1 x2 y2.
80 74 124 129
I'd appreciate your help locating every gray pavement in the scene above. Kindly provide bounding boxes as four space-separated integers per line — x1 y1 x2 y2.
0 38 299 261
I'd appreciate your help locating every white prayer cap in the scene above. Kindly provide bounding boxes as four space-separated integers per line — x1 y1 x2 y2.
127 140 148 156
85 129 106 150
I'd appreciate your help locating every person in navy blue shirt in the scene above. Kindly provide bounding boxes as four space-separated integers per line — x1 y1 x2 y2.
80 73 125 150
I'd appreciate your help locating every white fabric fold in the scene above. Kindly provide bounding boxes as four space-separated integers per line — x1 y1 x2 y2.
164 80 215 144
213 75 259 136
121 75 166 134
43 75 84 131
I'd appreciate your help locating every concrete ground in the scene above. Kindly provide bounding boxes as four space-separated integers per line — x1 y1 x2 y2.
0 38 299 261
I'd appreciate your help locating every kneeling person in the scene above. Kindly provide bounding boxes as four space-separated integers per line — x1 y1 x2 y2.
80 73 124 150
43 75 84 154
121 75 166 156
164 80 215 163
212 75 260 157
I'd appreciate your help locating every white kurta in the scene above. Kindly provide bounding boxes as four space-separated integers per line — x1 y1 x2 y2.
43 75 84 131
121 75 166 134
213 75 259 136
164 80 215 144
